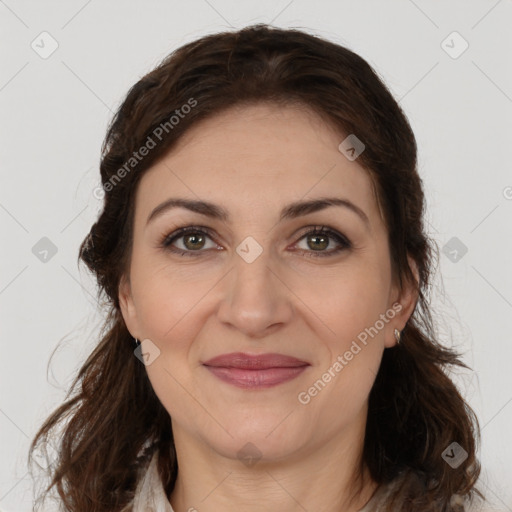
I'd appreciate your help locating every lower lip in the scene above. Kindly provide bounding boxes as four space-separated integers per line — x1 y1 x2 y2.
204 365 308 389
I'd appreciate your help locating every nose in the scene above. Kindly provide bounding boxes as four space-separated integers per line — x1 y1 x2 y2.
216 247 294 340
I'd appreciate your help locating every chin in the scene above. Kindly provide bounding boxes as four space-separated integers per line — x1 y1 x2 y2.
216 435 299 465
200 415 308 464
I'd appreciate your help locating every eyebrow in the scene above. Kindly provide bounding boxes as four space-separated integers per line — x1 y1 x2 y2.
146 196 370 229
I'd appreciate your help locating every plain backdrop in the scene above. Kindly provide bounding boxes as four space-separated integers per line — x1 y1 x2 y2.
1 1 511 510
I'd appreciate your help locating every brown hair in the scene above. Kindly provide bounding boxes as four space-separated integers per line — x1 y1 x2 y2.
28 23 484 511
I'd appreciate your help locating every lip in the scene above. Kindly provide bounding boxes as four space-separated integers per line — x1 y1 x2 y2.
203 352 310 389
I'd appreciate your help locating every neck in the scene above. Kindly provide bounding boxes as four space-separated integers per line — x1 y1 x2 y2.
169 413 377 512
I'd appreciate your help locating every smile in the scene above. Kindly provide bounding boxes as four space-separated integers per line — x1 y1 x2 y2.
202 352 310 389
204 365 309 389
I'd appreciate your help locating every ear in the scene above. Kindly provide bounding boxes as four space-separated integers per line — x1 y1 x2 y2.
118 273 141 340
384 255 420 348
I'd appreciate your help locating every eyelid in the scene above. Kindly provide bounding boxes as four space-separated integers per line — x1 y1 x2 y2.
160 225 221 250
290 225 352 255
160 224 352 257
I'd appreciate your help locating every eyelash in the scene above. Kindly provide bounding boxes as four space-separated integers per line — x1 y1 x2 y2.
159 225 352 258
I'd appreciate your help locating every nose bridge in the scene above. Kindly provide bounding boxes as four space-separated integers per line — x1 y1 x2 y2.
217 240 292 337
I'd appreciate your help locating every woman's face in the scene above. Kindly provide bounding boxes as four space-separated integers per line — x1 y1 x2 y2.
119 102 417 463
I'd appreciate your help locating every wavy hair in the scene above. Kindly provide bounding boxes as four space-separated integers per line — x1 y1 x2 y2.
28 23 484 511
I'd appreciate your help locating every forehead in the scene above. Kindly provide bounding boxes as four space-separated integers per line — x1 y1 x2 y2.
135 102 383 230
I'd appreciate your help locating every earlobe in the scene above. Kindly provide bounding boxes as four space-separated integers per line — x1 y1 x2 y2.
386 256 420 348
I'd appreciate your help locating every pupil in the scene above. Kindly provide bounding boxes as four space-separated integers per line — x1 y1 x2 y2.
185 233 204 250
182 233 330 251
308 235 328 251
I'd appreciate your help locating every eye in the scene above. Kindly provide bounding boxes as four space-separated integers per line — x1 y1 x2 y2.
293 225 352 258
159 225 352 258
160 226 219 257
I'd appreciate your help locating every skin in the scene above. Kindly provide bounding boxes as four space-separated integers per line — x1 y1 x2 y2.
119 102 419 512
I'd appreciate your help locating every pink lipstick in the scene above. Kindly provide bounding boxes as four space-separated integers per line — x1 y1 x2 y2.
202 352 310 389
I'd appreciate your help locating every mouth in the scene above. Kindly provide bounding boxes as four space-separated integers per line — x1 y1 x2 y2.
202 352 310 389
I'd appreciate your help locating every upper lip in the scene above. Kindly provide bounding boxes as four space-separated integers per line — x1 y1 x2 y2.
203 352 310 369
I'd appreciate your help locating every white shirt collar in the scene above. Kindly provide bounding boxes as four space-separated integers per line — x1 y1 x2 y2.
132 451 174 512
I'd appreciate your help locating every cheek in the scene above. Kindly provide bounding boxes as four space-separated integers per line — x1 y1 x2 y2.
135 268 205 418
309 271 389 414
130 257 211 342
329 291 390 349
298 268 390 410
306 359 379 437
300 319 384 428
294 264 391 344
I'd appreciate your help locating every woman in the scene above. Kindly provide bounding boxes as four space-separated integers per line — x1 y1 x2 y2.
29 24 485 511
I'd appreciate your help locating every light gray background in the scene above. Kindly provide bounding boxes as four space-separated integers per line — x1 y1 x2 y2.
1 1 511 510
